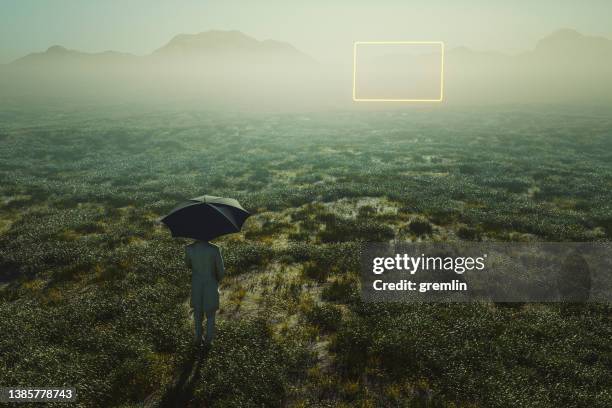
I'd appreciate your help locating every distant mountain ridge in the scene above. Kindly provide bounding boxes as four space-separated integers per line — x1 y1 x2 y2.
444 29 612 62
152 30 309 59
533 28 612 55
10 30 314 66
10 28 612 66
13 45 137 66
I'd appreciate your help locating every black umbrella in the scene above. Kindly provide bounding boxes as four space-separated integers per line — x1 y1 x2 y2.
161 195 251 241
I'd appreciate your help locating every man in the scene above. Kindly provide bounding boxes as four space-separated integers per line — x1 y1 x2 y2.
185 240 225 346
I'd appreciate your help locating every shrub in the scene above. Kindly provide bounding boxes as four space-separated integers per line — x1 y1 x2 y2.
318 218 394 243
322 276 359 304
305 303 343 332
302 261 329 283
407 218 433 236
457 225 481 241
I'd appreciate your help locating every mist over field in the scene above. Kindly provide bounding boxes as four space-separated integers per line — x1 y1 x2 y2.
1 28 611 110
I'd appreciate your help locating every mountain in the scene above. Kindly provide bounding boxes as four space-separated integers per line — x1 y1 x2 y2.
0 30 322 110
151 30 312 62
8 30 315 69
12 45 137 67
359 29 612 103
531 28 612 58
384 29 612 72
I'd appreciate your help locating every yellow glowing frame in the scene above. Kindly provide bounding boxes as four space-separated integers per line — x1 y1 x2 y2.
352 41 445 102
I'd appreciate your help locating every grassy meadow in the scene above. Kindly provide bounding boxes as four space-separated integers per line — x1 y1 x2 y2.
1 106 611 407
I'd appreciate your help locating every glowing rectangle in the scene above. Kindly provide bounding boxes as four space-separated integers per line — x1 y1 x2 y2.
352 41 445 102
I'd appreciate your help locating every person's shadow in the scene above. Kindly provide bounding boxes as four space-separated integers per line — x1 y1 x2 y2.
159 344 210 407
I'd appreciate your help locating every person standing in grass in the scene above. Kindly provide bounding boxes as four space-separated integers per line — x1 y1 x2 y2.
185 240 225 346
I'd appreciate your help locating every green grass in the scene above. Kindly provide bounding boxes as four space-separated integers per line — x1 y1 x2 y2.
1 107 611 406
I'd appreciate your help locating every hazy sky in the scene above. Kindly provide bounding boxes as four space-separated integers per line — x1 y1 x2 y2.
1 0 611 64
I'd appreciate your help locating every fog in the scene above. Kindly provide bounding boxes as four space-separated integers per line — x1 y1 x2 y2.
0 29 611 112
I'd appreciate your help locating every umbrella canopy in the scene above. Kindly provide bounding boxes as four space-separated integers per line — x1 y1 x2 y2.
161 195 250 241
